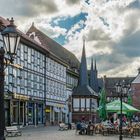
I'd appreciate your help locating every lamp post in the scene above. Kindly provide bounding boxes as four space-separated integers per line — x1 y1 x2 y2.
116 80 129 140
0 17 20 140
66 95 71 127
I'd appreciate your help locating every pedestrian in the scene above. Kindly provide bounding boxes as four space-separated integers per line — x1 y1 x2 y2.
68 123 72 130
135 115 139 122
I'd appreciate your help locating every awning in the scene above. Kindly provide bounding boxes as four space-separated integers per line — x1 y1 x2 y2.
54 107 60 112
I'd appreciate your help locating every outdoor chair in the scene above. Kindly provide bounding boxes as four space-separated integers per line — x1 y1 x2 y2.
87 125 94 135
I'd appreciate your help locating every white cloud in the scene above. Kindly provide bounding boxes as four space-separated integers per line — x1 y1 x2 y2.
63 0 140 77
1 0 140 77
104 57 140 77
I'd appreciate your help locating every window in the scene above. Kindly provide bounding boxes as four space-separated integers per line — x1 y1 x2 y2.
86 98 90 110
27 48 31 63
28 73 31 80
21 88 24 94
24 45 27 53
24 71 27 79
20 44 24 61
73 99 79 111
28 90 31 96
27 80 31 88
24 80 27 87
17 86 20 93
9 75 13 83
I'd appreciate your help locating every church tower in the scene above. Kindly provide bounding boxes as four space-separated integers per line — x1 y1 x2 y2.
72 40 98 122
89 59 99 93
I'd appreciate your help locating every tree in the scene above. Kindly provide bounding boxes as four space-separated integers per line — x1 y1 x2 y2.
98 88 107 121
127 94 133 119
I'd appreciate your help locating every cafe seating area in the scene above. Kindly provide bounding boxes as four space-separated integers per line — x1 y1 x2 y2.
76 121 140 138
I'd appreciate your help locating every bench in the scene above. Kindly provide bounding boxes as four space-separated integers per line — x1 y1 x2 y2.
59 123 68 131
5 126 22 137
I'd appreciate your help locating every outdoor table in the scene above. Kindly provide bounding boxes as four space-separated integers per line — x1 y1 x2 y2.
102 126 115 136
133 127 140 136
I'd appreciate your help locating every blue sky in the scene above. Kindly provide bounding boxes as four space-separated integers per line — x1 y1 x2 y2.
51 12 88 45
0 0 140 77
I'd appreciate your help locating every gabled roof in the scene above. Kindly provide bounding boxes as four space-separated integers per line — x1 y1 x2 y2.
0 16 10 26
132 74 140 84
0 17 50 55
103 76 134 96
72 40 98 97
26 24 80 69
72 85 98 97
104 77 134 88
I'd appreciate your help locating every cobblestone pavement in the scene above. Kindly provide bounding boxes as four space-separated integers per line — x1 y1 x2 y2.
6 126 139 140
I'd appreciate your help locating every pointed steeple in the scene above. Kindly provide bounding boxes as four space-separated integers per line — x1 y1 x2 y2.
89 58 99 93
89 58 94 89
79 39 88 86
94 59 97 70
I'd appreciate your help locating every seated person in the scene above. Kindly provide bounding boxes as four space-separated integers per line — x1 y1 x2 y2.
76 121 82 134
76 121 82 130
79 121 87 135
86 121 94 135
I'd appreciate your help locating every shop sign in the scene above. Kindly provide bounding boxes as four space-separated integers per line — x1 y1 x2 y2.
45 109 51 113
46 101 64 108
14 93 29 100
56 104 64 108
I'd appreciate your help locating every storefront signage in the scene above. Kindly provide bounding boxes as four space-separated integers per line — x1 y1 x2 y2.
14 93 29 100
45 109 51 113
46 101 65 108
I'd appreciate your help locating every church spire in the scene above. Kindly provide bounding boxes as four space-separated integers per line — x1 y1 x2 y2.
94 59 97 70
89 58 99 93
79 39 88 86
89 58 94 89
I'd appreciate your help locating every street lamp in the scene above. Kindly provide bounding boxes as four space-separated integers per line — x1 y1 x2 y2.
66 95 71 126
0 17 20 140
116 80 129 140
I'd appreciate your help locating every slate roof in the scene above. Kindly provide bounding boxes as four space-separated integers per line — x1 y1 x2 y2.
72 41 98 98
103 76 134 97
0 17 78 68
26 24 80 69
0 17 51 55
72 85 98 97
79 40 88 86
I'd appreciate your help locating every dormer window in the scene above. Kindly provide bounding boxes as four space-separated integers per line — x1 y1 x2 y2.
29 32 41 45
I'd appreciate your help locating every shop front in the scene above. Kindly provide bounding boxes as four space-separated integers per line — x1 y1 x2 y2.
27 102 44 125
11 93 29 126
10 93 44 126
46 101 67 125
37 103 43 124
45 106 51 125
54 107 60 125
28 102 34 125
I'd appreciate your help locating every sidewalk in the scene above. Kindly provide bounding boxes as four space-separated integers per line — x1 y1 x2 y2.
6 126 140 140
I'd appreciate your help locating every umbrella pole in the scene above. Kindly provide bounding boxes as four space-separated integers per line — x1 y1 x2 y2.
120 94 123 140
